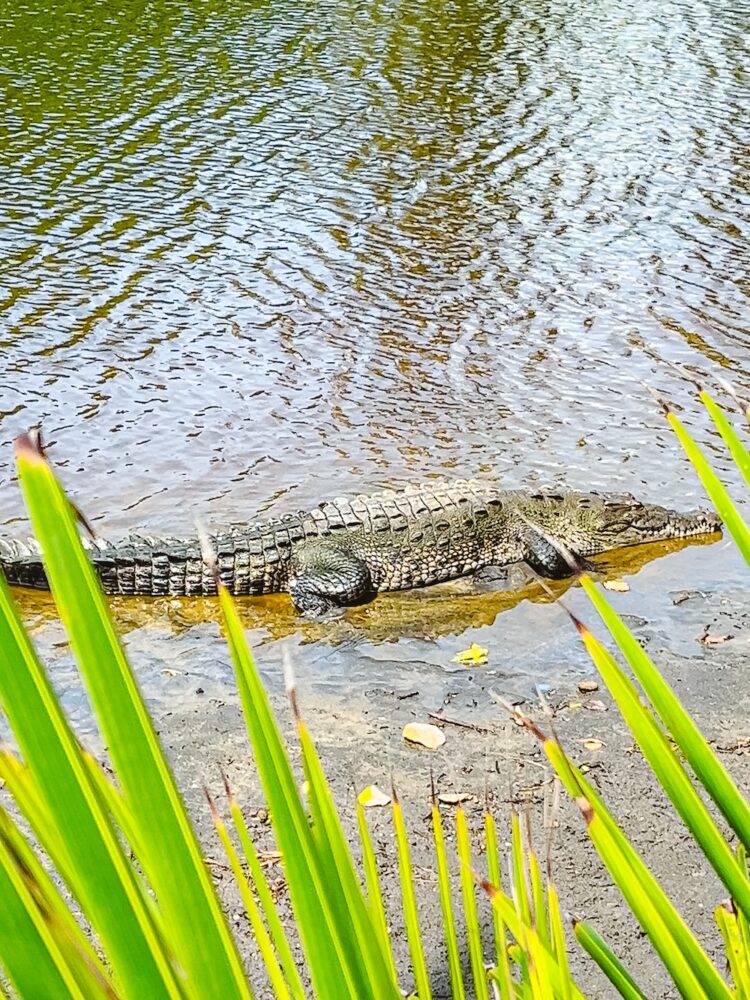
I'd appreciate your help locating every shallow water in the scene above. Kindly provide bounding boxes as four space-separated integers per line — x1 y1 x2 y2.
1 0 749 736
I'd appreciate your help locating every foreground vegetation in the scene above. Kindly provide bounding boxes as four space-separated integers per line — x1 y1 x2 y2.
0 387 748 998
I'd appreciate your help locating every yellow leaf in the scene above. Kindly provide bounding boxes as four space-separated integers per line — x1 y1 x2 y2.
402 722 446 750
453 643 488 665
603 579 630 592
357 785 391 808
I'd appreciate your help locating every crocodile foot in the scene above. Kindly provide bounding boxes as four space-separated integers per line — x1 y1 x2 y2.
288 540 377 616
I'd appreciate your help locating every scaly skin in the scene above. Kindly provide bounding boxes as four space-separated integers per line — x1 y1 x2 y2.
0 480 721 614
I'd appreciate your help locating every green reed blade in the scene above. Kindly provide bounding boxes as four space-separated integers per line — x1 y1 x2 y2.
0 564 178 999
228 789 308 1000
81 751 156 901
431 800 466 1000
582 577 750 854
484 810 513 999
511 812 531 926
666 407 750 565
455 806 490 1000
736 845 750 986
528 848 549 950
482 881 586 1000
715 904 750 997
545 741 730 1000
207 794 292 1000
219 584 354 999
0 807 114 1000
572 920 648 1000
575 613 750 922
15 440 249 998
546 882 570 1000
0 751 76 890
356 801 399 990
391 790 432 1000
700 390 750 491
0 820 89 1000
524 929 555 1000
297 718 400 1000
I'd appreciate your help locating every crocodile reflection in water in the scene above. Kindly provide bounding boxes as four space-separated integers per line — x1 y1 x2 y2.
9 533 719 646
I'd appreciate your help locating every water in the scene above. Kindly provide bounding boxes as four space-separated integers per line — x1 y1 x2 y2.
1 0 748 735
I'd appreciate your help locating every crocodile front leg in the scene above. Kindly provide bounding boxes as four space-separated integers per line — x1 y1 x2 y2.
288 539 376 616
522 523 596 578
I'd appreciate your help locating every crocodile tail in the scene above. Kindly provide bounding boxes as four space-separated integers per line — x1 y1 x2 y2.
0 538 48 589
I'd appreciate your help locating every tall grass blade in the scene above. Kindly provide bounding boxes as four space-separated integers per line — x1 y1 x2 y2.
528 847 549 949
297 715 400 1000
511 812 531 925
665 407 750 565
0 805 112 997
546 882 571 1000
206 791 292 1000
572 920 648 1000
227 782 308 1000
484 810 513 999
391 786 432 1000
700 390 750 490
431 792 466 1000
456 805 490 1000
481 880 586 1000
0 562 178 999
356 801 399 990
545 741 729 999
0 809 109 1000
715 904 750 997
218 582 354 998
573 614 750 922
14 438 249 998
581 577 750 853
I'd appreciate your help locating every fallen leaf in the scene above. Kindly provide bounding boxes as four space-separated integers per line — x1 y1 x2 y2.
578 680 599 693
161 669 178 677
603 579 630 593
357 785 391 808
402 722 446 750
453 643 489 666
699 632 734 646
567 700 583 710
438 792 471 805
584 700 608 712
580 738 605 751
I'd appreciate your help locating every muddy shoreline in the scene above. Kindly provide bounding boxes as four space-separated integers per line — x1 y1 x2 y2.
156 583 750 998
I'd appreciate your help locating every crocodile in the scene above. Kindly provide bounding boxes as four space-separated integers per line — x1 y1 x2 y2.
0 480 721 615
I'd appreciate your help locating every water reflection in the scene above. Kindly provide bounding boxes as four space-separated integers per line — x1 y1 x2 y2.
11 532 720 643
0 0 748 704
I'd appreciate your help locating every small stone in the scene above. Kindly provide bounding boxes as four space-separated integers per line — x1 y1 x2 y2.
578 680 599 693
580 738 605 751
402 722 446 750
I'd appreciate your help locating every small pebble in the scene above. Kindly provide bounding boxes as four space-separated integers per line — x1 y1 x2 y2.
578 680 599 693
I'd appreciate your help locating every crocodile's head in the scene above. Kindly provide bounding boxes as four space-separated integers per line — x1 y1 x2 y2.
522 491 722 562
564 493 722 556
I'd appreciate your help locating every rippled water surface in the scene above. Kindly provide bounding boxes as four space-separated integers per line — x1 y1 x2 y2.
1 0 749 731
